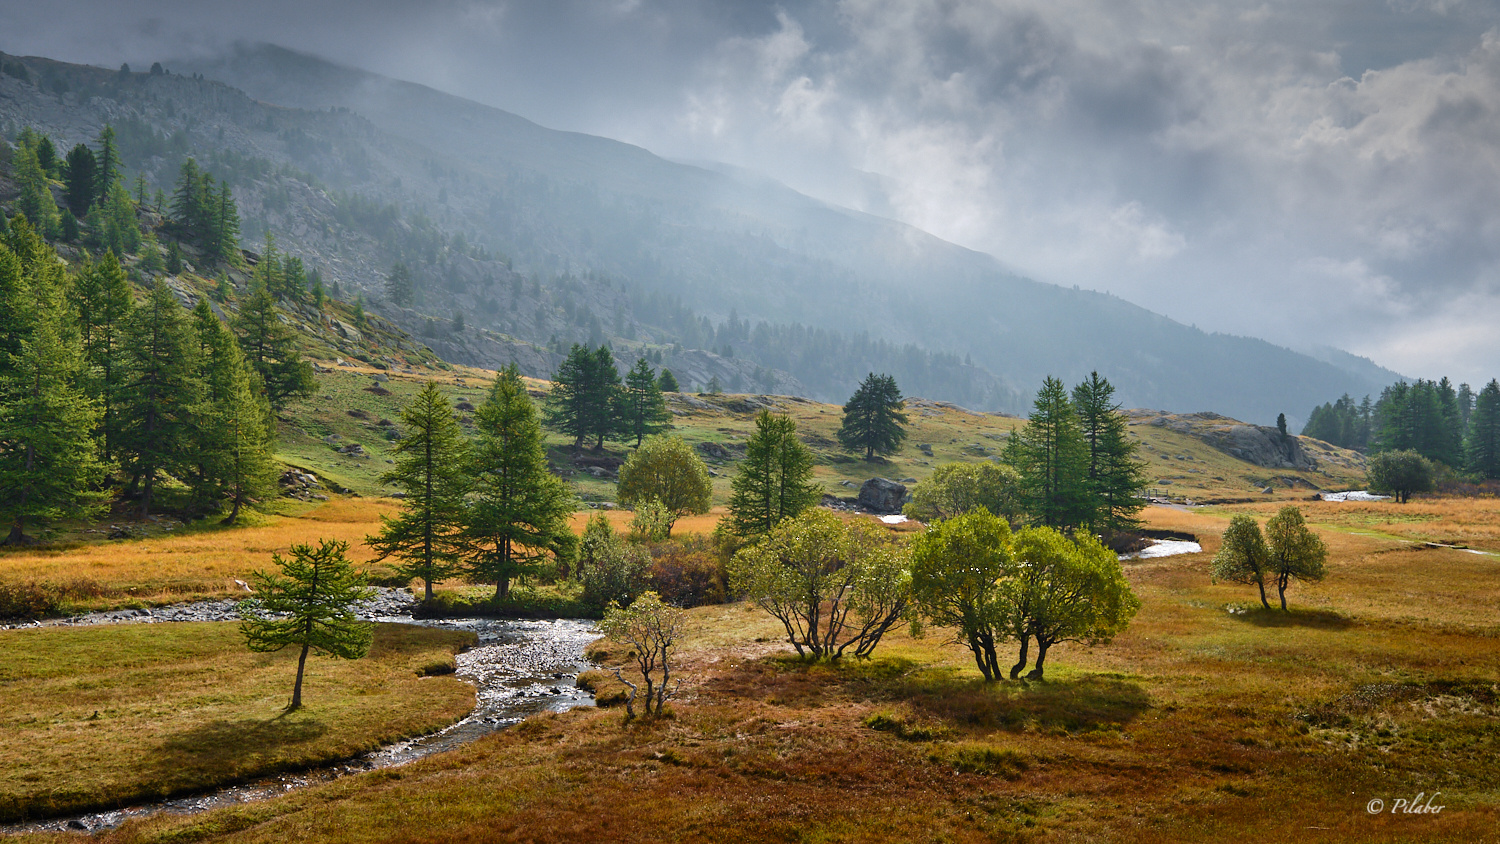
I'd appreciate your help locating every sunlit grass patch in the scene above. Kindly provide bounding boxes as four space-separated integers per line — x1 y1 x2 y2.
0 622 474 823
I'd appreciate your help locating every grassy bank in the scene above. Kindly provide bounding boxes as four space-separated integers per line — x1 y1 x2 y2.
23 500 1494 843
0 622 476 823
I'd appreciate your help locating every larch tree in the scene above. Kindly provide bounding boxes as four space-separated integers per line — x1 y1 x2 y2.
13 144 59 237
544 343 623 451
462 365 577 600
728 410 822 539
1006 376 1089 531
614 434 712 537
62 143 98 218
367 382 471 600
71 251 133 462
189 299 276 524
1071 372 1148 535
621 357 671 447
93 125 121 201
836 372 908 460
233 278 315 408
116 281 201 517
386 261 414 308
0 238 107 543
239 539 373 711
1264 506 1327 611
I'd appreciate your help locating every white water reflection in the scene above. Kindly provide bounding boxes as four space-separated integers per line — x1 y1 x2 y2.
1121 539 1202 560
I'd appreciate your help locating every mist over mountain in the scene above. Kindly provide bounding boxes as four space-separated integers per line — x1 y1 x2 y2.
2 44 1403 423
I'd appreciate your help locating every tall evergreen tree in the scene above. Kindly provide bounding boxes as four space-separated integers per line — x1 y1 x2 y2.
99 181 141 256
1071 372 1148 534
233 279 315 409
621 357 671 447
462 365 577 600
62 143 98 218
1467 380 1500 481
0 236 108 543
544 343 623 451
189 299 276 523
368 382 471 600
209 182 241 266
14 145 59 237
386 261 413 307
728 410 821 538
33 135 60 178
93 125 121 201
117 281 201 517
170 158 210 245
837 372 908 459
1005 376 1089 530
657 368 680 393
71 251 134 462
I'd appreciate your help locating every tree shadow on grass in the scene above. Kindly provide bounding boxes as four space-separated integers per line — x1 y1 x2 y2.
1228 606 1354 630
148 716 330 791
890 668 1152 735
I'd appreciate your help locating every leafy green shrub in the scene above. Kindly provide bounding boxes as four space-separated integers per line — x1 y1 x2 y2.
628 499 673 542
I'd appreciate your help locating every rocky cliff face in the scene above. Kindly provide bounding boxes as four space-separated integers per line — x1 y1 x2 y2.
1141 411 1319 470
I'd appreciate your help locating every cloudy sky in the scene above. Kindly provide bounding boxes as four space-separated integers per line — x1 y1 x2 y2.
4 0 1499 384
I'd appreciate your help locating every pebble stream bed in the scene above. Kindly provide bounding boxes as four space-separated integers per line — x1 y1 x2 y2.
2 590 599 835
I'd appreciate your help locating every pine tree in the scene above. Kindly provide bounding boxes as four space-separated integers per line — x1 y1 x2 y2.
461 365 577 600
1071 372 1148 534
621 357 671 447
368 382 470 600
657 368 679 393
33 135 60 178
14 145 59 237
386 262 413 307
233 279 315 409
210 182 241 266
239 539 373 711
728 410 821 538
117 281 201 517
71 252 134 462
544 343 623 451
101 181 141 256
190 299 276 523
837 373 908 460
0 236 108 543
170 159 210 246
62 143 98 218
1467 380 1500 481
93 125 121 201
1005 376 1089 530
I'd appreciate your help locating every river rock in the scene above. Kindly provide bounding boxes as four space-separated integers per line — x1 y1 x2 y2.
857 478 908 514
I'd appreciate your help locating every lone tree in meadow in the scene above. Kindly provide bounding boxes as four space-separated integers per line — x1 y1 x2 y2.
837 373 908 460
599 591 687 720
728 410 822 539
1264 506 1327 611
615 434 712 537
1366 449 1434 504
1212 514 1273 610
238 539 374 711
367 382 471 600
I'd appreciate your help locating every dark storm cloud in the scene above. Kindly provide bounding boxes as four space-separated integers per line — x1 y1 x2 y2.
3 0 1499 382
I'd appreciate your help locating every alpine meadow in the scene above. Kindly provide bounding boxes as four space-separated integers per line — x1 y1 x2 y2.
3 6 1500 842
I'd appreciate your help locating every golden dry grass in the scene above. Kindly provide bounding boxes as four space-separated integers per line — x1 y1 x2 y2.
34 498 1499 844
0 499 398 610
0 622 475 823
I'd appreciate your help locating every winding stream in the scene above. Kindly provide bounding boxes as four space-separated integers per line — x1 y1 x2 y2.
3 612 599 835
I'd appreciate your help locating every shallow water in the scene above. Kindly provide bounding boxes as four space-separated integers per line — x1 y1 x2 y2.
1120 538 1203 560
3 615 598 835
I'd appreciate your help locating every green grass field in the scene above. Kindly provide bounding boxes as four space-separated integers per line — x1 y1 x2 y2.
0 622 475 824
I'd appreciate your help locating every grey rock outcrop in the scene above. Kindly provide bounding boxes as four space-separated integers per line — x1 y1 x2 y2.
857 478 908 515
